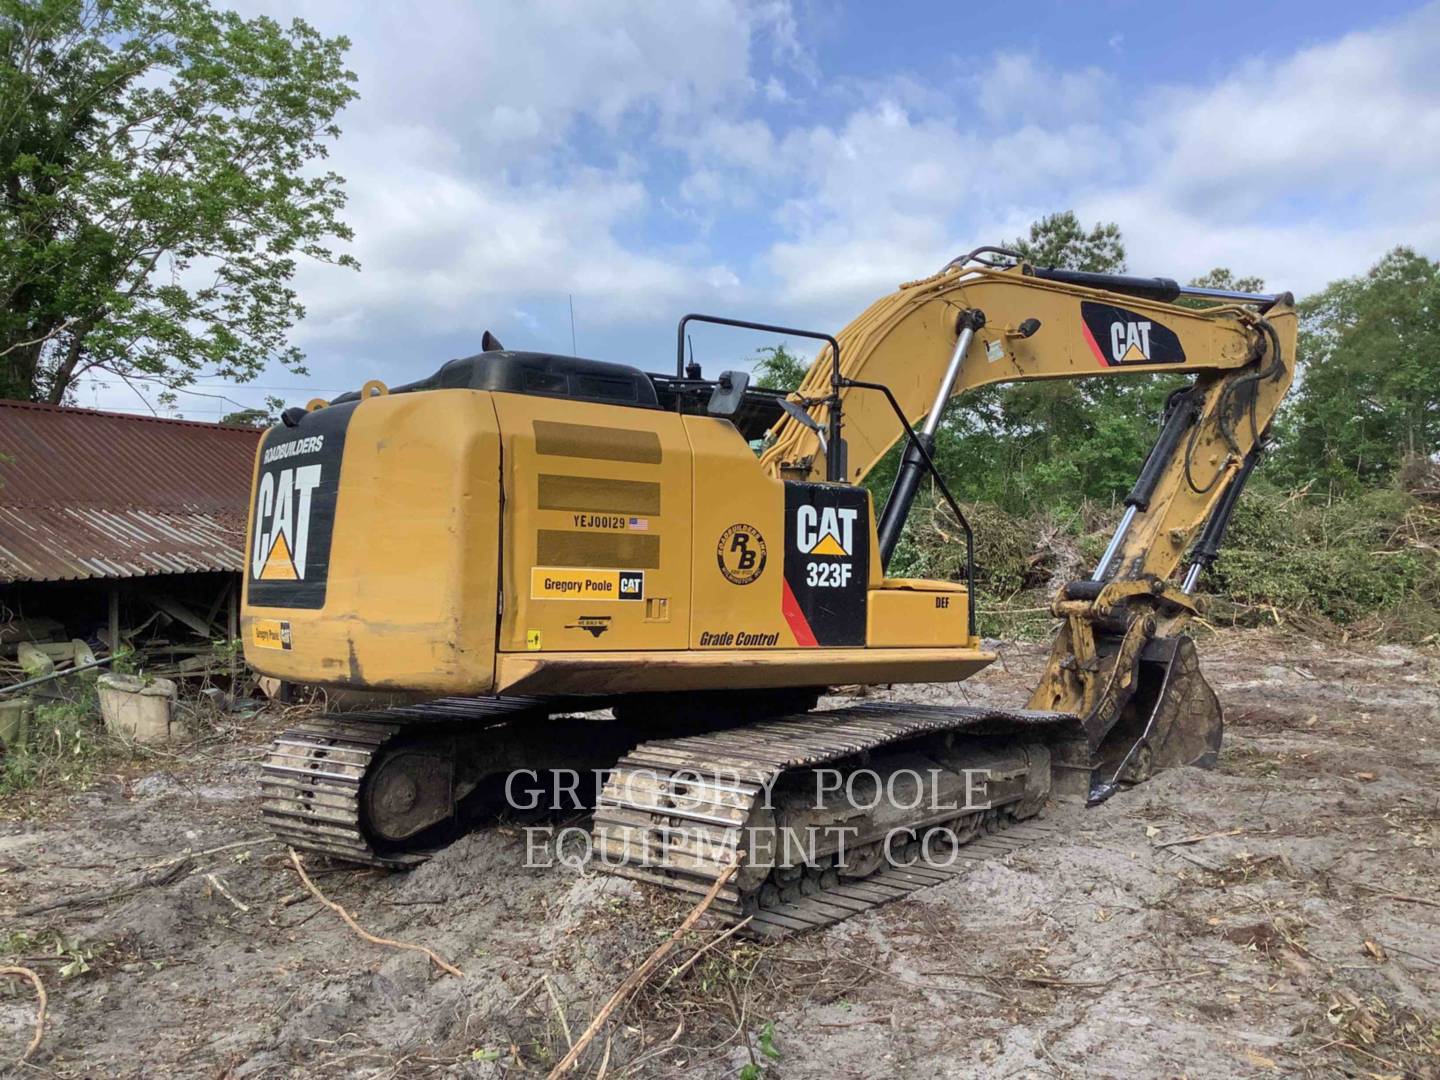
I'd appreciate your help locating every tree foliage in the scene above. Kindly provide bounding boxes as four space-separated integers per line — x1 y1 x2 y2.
1188 266 1266 295
750 343 807 393
1274 246 1440 491
1008 210 1125 272
0 0 357 404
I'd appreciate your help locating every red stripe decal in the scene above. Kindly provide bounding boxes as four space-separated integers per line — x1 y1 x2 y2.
1081 318 1111 367
781 578 819 648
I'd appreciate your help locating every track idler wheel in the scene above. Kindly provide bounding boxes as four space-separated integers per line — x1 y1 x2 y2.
363 743 457 845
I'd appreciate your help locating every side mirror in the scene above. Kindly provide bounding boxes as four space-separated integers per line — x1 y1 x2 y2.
706 369 750 417
775 398 827 455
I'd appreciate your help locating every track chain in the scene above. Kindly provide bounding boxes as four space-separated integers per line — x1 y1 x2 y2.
259 695 548 867
593 700 1071 937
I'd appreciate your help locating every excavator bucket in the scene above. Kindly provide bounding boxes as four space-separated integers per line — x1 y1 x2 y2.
1087 634 1223 803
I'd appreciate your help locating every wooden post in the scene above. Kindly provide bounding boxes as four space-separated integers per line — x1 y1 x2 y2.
227 579 238 684
108 586 121 654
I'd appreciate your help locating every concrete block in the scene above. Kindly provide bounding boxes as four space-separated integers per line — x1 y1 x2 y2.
0 697 32 752
97 673 179 744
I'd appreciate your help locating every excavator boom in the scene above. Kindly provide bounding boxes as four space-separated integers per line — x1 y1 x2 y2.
755 253 1295 800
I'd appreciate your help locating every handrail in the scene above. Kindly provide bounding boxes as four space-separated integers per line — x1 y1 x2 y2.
675 313 846 482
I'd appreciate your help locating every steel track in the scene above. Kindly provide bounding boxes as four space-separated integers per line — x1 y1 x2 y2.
593 700 1072 937
259 695 549 867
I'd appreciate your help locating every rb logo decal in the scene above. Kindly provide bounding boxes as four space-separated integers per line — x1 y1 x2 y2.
717 524 767 585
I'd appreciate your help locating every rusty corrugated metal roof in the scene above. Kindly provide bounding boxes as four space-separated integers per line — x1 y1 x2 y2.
0 400 262 583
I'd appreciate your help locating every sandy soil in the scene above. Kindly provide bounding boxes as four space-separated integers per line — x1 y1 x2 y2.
1 630 1436 1079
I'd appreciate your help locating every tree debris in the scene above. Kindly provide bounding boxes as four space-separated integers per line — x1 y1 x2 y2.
286 849 463 978
547 859 741 1078
0 965 46 1063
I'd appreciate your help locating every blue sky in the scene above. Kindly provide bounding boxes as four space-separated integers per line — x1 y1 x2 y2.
75 0 1440 419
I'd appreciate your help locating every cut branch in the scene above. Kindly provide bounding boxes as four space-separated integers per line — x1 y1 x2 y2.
547 859 741 1078
286 849 463 978
0 966 46 1063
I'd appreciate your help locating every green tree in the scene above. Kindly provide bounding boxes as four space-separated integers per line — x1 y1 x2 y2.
751 343 807 392
1189 267 1266 295
218 394 281 427
1274 246 1440 491
0 0 357 404
1009 210 1125 271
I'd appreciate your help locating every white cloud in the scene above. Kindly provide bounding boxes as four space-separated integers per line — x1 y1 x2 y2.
1154 7 1440 215
975 52 1110 125
81 1 1440 420
292 147 735 343
264 1 803 350
751 5 1440 310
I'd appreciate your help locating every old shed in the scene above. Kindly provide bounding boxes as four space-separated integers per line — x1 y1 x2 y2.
0 400 261 663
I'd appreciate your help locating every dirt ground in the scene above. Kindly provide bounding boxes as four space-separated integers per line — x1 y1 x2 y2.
2 630 1437 1079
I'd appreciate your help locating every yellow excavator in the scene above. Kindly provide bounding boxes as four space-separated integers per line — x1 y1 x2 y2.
243 248 1294 935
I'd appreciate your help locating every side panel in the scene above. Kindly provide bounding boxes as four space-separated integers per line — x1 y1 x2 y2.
867 584 970 647
494 396 693 652
685 416 792 648
242 391 502 692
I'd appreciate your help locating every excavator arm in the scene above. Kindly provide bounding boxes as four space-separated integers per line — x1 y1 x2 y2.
757 253 1297 799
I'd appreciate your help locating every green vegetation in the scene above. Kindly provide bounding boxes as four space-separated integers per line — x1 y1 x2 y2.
1210 483 1440 638
883 478 1440 643
0 0 357 405
0 687 109 794
1 928 113 979
751 344 807 393
1272 247 1440 494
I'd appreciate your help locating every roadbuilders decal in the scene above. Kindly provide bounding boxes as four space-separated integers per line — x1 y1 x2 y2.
716 523 767 585
782 483 869 647
1080 301 1186 367
247 404 352 610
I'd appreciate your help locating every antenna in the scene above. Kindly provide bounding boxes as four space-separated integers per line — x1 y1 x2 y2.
568 294 577 354
685 333 701 380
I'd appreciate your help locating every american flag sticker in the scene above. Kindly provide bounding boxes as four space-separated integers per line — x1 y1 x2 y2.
628 517 650 531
